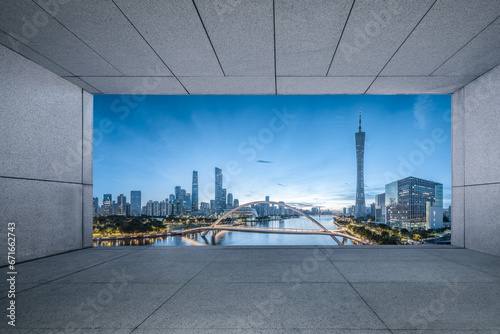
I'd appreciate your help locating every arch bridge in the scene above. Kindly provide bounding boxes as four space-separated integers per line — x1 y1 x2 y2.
197 201 370 245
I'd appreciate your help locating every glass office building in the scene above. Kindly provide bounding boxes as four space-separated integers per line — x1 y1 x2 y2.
385 176 443 230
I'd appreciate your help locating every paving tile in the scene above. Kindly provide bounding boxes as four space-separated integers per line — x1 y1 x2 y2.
214 248 328 262
423 249 500 264
59 259 209 283
334 260 499 283
322 248 443 262
133 330 392 334
1 282 182 330
138 282 386 330
192 260 346 283
14 248 139 283
354 282 500 330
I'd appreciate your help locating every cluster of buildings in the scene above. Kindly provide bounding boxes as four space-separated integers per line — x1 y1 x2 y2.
343 111 448 231
93 169 241 217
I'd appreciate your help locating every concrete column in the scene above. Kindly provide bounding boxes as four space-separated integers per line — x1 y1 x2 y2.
0 44 93 265
451 64 500 256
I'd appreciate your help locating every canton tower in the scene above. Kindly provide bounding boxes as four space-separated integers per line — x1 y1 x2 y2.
355 109 365 218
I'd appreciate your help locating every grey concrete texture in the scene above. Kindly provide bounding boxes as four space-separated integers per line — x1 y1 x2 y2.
0 44 83 183
277 76 374 94
0 29 72 77
81 76 187 95
463 64 500 186
433 16 500 76
465 184 500 256
0 177 84 266
451 186 465 248
1 0 500 94
180 76 275 94
113 0 224 76
32 0 172 77
63 76 101 94
451 87 465 187
366 76 477 94
2 246 499 332
328 0 435 76
82 184 94 248
0 0 121 76
193 0 274 76
380 0 500 76
275 0 353 76
82 90 93 185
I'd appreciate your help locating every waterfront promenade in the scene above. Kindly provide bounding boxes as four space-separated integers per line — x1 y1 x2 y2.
2 245 500 333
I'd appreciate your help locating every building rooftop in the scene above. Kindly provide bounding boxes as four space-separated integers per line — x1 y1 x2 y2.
3 245 500 332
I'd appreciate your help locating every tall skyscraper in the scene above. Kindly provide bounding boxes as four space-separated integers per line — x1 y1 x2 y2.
117 194 126 215
222 188 227 210
103 194 112 216
355 110 366 218
175 186 181 201
385 176 443 230
130 191 141 216
215 167 223 213
93 197 99 215
233 199 239 207
227 193 233 209
192 171 199 212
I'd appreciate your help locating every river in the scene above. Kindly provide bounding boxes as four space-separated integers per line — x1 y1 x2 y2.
93 215 355 247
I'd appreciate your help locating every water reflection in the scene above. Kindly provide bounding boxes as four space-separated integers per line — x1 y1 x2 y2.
93 215 354 247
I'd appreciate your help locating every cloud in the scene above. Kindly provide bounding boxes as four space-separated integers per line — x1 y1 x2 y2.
277 183 285 186
286 202 315 208
413 96 434 130
256 160 273 164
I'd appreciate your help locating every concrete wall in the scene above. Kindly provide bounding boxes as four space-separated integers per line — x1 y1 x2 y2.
452 64 500 256
0 44 93 266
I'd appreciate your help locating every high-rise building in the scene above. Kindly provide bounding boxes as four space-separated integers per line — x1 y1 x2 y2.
117 194 126 216
175 186 181 201
152 201 159 216
265 196 270 202
146 200 153 216
215 167 223 213
210 200 215 213
130 191 141 216
355 110 366 218
184 193 191 211
192 171 198 212
200 202 209 214
375 193 385 222
227 193 233 209
169 194 175 202
93 197 99 215
180 189 186 205
233 199 239 208
385 176 443 230
222 188 227 210
103 194 112 216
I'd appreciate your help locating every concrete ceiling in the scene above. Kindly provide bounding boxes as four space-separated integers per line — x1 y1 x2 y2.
1 0 499 95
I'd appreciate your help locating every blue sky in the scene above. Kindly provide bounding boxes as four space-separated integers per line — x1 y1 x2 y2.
93 95 451 210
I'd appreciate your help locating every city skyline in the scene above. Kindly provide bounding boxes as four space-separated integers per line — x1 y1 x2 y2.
93 95 452 210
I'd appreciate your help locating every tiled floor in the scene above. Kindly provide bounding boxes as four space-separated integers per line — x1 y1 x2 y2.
1 245 500 333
